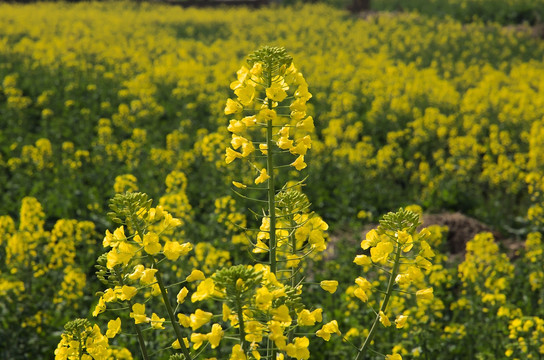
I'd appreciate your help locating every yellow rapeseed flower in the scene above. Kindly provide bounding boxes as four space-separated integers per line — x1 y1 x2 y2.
106 317 121 338
186 269 205 282
177 287 189 304
320 280 338 294
255 168 270 184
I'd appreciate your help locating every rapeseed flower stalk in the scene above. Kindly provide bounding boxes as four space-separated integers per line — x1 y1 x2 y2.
93 192 194 360
223 46 329 359
225 46 319 274
352 209 435 360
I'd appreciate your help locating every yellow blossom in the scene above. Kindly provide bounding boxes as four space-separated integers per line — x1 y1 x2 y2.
379 311 391 327
227 119 246 134
266 82 288 102
241 141 255 157
143 232 161 255
186 269 205 282
371 240 394 263
245 320 265 343
230 344 246 360
241 115 257 127
190 333 208 350
255 168 270 184
106 317 121 339
92 297 106 317
320 280 338 294
290 138 311 155
178 313 191 327
416 287 434 301
295 85 312 101
235 85 256 106
273 305 292 325
297 309 318 326
161 212 182 230
285 337 310 360
226 148 243 164
395 314 408 328
222 303 231 322
277 136 294 150
130 303 148 324
119 285 137 301
225 98 243 115
353 254 372 266
140 268 158 285
207 324 224 349
150 313 165 329
291 155 307 171
253 239 269 253
163 241 192 261
316 320 341 341
103 288 117 303
296 116 314 132
386 354 402 360
232 181 247 189
191 278 215 302
256 286 273 310
361 229 380 249
354 277 372 302
128 265 145 281
190 309 213 330
177 287 189 304
172 338 190 350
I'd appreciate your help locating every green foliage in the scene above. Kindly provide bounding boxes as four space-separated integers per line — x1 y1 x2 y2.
372 0 544 25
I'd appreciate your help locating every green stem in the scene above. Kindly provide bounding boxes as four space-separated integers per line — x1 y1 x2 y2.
236 295 247 350
289 209 297 289
354 242 402 360
78 336 84 360
287 211 297 355
115 270 150 360
152 256 193 360
131 300 151 360
265 60 278 360
133 216 192 360
265 65 277 276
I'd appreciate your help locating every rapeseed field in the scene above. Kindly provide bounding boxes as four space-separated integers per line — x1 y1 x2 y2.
1 2 543 359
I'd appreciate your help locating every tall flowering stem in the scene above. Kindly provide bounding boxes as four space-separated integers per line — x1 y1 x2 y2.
149 257 193 360
93 192 195 360
224 46 331 359
355 239 402 360
224 46 323 276
352 209 435 360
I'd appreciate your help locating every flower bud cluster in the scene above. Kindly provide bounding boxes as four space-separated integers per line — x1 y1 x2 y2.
224 46 315 184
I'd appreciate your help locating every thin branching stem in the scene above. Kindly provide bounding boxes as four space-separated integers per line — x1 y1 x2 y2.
354 242 403 360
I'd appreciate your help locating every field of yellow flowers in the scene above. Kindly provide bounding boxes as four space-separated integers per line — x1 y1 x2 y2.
1 2 544 360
